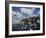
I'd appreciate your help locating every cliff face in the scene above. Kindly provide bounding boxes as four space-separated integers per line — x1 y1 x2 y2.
21 17 32 24
12 16 40 31
21 16 40 25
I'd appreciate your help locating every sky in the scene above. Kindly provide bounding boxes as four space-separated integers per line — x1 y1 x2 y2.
12 7 40 24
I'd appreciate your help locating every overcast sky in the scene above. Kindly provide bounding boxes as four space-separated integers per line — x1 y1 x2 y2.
12 7 40 19
12 7 40 24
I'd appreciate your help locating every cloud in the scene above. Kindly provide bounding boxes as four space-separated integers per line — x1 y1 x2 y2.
12 7 40 24
12 11 26 19
20 8 36 16
12 11 25 24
